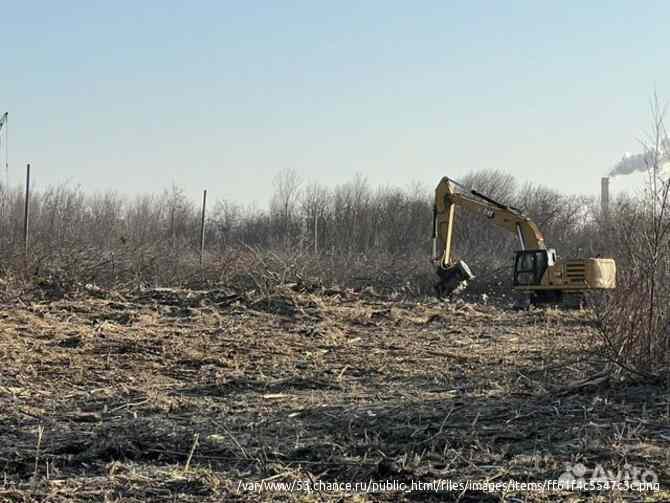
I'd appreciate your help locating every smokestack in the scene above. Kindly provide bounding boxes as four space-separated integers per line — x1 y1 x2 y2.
601 177 610 219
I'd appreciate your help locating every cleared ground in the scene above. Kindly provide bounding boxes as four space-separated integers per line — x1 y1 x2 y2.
0 287 668 501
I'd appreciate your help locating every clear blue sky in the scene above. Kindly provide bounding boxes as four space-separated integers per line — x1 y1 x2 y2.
2 1 668 205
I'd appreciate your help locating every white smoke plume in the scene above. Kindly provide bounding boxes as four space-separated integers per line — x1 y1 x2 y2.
610 139 670 177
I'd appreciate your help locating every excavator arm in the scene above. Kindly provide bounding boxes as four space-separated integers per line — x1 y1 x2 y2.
432 176 545 296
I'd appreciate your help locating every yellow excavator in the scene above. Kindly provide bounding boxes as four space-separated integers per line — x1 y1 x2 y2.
432 176 616 304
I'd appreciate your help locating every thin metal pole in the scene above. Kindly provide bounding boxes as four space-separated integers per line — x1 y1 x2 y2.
313 212 318 254
170 204 176 251
23 163 30 262
199 189 207 267
3 112 8 189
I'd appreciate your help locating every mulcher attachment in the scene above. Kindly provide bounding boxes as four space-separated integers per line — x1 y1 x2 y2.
435 260 475 298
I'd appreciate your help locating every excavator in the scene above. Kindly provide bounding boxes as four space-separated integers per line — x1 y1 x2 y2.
432 176 616 304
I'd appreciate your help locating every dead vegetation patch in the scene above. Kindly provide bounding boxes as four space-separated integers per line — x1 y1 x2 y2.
0 287 668 501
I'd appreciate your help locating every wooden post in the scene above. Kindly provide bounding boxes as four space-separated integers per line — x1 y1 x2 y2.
23 163 30 263
199 189 207 267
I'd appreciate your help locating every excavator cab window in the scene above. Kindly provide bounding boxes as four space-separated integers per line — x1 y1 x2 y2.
513 250 549 286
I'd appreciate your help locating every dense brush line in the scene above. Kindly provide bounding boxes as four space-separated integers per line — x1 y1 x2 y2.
0 169 606 274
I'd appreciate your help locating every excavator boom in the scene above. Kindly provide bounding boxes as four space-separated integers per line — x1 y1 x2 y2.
433 177 544 268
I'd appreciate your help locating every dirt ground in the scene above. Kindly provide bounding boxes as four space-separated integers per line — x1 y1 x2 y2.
0 286 668 502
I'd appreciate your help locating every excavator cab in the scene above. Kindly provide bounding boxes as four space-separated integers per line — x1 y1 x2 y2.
513 249 557 287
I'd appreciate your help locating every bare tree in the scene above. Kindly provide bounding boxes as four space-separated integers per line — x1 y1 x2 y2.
270 167 302 246
300 182 330 254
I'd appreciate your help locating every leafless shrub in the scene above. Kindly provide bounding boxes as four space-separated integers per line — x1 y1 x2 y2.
594 96 670 380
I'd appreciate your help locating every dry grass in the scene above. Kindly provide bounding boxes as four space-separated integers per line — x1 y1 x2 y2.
0 286 669 502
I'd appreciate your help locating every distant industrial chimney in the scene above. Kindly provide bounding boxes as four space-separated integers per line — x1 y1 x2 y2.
601 177 610 219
